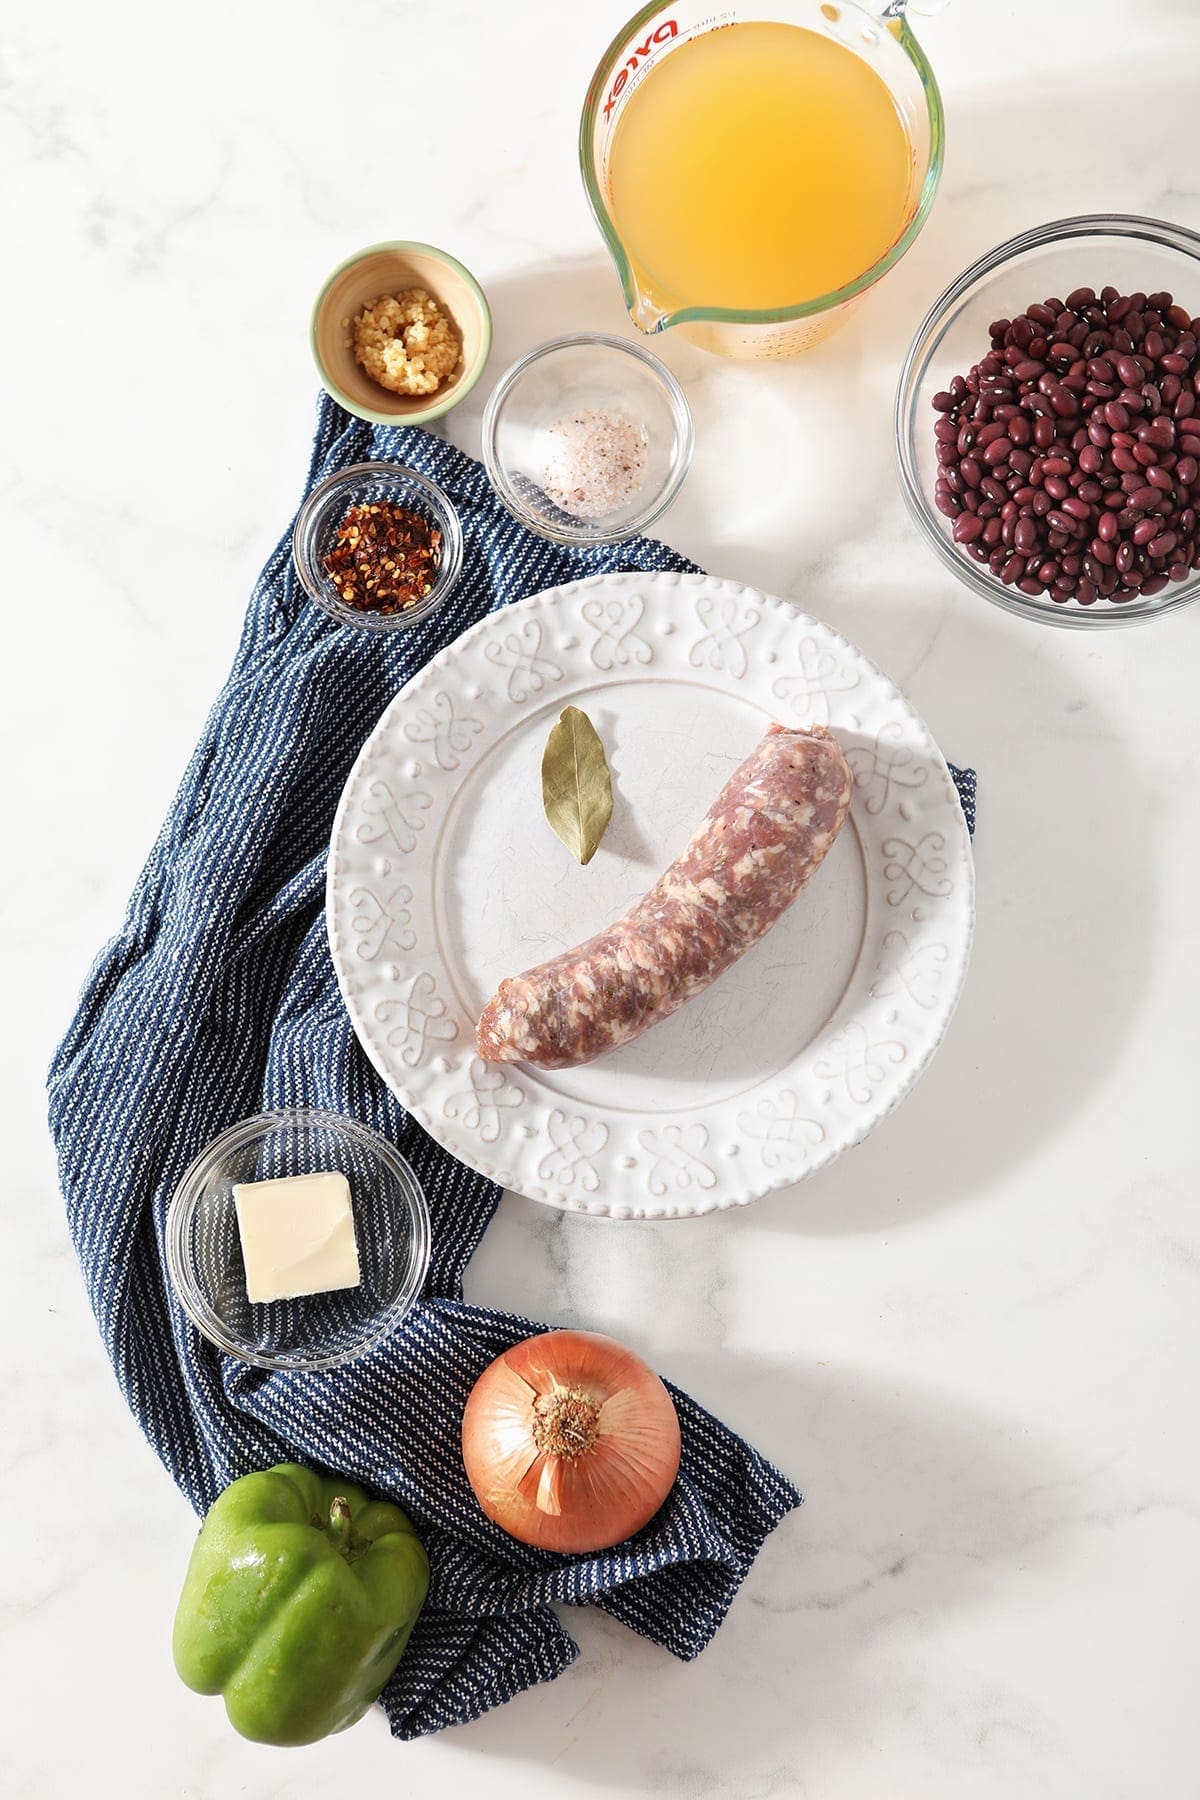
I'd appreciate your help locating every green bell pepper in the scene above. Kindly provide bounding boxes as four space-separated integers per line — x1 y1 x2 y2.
172 1462 429 1747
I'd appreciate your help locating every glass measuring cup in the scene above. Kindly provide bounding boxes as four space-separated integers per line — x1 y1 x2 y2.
580 0 945 359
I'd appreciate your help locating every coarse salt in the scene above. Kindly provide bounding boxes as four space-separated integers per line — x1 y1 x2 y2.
540 408 648 522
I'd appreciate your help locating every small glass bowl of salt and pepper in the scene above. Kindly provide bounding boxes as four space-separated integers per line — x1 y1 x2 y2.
481 334 695 545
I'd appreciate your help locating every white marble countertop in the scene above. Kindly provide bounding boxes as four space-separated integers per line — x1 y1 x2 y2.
5 1 1199 1793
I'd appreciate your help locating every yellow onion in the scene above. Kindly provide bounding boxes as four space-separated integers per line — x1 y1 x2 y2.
461 1329 681 1553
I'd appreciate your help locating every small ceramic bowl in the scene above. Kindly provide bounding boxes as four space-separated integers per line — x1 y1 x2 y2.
311 240 492 427
166 1108 431 1371
292 460 463 632
481 334 694 545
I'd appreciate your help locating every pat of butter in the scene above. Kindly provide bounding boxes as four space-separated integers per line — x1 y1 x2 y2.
232 1171 361 1305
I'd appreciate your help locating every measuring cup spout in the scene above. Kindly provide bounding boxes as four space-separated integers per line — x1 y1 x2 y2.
626 284 672 335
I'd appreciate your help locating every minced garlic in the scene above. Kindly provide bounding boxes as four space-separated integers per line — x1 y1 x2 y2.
349 288 460 397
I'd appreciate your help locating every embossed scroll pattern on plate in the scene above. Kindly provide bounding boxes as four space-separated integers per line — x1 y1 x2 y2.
328 572 974 1219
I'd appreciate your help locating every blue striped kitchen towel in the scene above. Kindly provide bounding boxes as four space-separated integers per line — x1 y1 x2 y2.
48 392 976 1740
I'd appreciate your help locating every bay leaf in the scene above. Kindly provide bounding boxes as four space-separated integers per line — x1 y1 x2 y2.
541 705 614 865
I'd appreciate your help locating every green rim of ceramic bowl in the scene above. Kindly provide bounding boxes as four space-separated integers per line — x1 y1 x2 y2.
309 239 494 427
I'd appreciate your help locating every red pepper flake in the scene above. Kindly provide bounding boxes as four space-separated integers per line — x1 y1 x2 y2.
323 500 442 614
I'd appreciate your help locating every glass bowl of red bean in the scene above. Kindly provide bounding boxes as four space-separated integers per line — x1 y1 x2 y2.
896 214 1200 627
292 460 464 632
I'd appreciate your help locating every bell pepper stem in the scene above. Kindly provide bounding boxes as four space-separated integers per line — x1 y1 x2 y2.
328 1496 354 1558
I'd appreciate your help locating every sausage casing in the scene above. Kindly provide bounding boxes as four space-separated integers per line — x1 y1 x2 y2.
476 722 853 1070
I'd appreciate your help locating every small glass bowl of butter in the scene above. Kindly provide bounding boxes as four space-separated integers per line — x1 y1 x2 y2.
166 1108 430 1370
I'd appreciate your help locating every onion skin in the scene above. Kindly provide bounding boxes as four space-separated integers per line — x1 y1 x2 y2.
461 1330 681 1554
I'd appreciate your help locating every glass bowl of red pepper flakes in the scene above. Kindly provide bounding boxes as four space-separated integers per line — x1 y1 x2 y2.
292 460 464 631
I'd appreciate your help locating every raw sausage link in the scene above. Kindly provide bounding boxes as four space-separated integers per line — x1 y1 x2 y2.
476 723 853 1070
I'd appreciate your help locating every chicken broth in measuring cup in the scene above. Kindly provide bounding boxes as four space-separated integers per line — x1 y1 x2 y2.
582 2 943 357
608 21 910 312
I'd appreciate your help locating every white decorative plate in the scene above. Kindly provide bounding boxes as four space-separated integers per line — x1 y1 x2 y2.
327 572 973 1219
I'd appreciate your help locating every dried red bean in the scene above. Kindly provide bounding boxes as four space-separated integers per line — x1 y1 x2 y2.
933 283 1200 606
